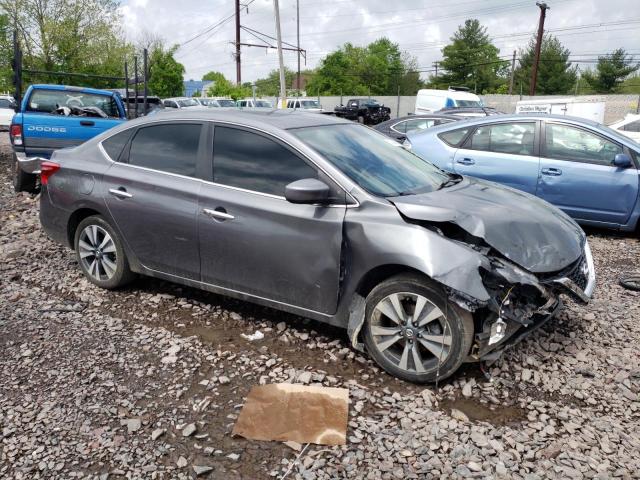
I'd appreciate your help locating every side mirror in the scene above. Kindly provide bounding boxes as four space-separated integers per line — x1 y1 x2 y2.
285 178 330 204
613 153 632 168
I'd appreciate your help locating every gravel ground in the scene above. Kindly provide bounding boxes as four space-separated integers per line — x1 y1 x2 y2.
1 133 639 480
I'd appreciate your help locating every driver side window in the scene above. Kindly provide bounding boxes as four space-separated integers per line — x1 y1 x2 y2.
544 124 622 165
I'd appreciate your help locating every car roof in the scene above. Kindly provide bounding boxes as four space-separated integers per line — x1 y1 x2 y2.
30 84 116 96
374 114 461 130
113 108 352 131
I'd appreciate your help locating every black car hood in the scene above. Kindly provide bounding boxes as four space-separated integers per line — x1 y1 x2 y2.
389 177 585 273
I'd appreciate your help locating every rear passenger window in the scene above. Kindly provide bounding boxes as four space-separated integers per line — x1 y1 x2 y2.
102 129 133 161
468 122 535 156
439 128 470 147
128 123 201 177
213 126 317 196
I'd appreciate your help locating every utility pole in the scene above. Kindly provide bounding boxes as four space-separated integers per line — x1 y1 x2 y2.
508 50 516 95
235 0 241 85
296 0 300 92
273 0 286 108
433 61 438 77
530 2 549 96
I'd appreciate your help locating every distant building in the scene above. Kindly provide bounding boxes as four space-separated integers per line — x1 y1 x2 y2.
183 79 214 97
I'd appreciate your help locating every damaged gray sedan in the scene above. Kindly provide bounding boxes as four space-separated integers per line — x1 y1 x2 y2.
38 110 595 383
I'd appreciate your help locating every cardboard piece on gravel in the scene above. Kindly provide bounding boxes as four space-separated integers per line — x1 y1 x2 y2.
232 383 349 446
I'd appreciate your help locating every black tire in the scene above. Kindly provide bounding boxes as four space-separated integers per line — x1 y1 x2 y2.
74 215 136 289
12 152 38 193
363 274 474 384
619 275 640 291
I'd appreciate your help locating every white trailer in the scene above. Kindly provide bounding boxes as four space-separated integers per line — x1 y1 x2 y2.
515 98 605 124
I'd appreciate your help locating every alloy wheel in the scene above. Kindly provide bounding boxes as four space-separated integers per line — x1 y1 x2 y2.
78 225 118 281
370 292 452 373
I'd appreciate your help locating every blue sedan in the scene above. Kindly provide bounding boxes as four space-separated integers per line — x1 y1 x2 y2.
406 114 640 232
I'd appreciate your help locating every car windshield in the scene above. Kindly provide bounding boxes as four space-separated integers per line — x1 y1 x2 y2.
217 99 236 107
300 100 320 109
178 99 200 107
292 124 449 197
198 99 211 106
255 100 272 108
26 89 120 117
455 100 483 108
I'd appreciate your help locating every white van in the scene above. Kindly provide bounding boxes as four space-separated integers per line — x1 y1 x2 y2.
415 88 483 114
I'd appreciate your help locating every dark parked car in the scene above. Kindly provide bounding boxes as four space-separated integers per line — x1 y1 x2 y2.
435 106 503 117
38 110 595 383
334 98 391 125
374 114 460 141
407 114 640 232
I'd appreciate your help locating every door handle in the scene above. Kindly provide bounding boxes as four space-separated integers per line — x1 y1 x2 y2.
80 120 95 126
203 208 235 221
108 187 133 199
456 157 475 165
541 167 562 176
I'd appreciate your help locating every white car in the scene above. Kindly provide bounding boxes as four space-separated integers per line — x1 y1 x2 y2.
194 97 236 108
0 95 16 130
277 97 323 113
609 113 640 142
162 97 206 109
237 98 273 108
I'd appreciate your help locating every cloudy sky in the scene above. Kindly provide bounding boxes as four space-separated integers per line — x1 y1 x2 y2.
119 0 640 83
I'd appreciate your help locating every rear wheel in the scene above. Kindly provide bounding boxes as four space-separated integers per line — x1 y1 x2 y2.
12 153 38 193
363 274 474 383
74 215 136 289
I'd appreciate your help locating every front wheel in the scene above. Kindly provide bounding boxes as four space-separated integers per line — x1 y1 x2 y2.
12 153 38 193
74 215 136 289
363 274 474 383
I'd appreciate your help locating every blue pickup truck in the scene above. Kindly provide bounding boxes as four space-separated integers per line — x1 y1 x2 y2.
10 84 127 192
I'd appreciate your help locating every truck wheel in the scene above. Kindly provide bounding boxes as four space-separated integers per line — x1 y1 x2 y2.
74 215 136 289
12 153 38 193
363 274 474 384
357 115 365 124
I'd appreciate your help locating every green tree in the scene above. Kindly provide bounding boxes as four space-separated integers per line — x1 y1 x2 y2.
0 14 12 92
582 49 639 93
1 0 133 89
434 19 507 93
147 45 185 97
254 67 296 96
618 74 640 94
305 38 421 95
203 71 250 100
515 34 577 95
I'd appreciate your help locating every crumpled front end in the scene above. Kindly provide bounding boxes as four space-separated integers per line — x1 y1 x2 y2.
461 240 595 361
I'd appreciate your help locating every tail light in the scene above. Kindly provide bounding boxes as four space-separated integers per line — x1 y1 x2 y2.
10 124 23 146
40 161 60 186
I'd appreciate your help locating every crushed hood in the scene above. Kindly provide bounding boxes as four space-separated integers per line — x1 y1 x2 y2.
390 177 585 273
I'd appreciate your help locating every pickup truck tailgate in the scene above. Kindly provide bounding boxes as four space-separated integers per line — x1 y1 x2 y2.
22 114 123 158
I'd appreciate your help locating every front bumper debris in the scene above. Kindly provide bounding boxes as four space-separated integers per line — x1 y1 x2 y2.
474 300 563 362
